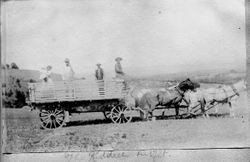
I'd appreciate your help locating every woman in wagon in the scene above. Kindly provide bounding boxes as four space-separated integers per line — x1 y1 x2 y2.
39 65 53 83
63 58 75 81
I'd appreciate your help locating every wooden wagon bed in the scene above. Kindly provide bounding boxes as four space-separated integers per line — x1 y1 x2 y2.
28 79 127 103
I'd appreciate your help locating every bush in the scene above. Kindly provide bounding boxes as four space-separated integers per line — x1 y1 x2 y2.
10 62 19 69
2 76 28 108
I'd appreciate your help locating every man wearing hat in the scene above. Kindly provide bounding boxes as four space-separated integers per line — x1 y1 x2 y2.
63 58 75 81
95 63 104 80
115 57 125 78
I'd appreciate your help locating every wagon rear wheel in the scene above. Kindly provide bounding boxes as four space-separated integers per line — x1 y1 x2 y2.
39 109 66 129
110 104 132 124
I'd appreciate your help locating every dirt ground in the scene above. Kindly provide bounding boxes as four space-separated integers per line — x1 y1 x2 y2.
3 91 249 153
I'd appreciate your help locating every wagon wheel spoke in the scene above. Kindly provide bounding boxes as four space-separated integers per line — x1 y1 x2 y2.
45 120 50 128
118 105 122 113
55 118 61 125
112 113 120 121
113 108 119 114
41 117 51 124
112 113 120 118
118 118 122 124
55 110 63 116
106 112 111 118
40 115 50 121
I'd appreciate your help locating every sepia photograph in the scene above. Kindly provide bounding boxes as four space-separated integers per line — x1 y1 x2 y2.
1 0 249 161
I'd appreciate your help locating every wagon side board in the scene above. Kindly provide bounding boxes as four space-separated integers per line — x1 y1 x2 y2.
27 79 128 104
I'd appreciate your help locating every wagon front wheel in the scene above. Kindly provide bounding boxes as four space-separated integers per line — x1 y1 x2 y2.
110 104 132 124
39 109 66 129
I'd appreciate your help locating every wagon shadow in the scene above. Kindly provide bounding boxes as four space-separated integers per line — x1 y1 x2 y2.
65 119 112 127
64 113 230 128
65 117 148 127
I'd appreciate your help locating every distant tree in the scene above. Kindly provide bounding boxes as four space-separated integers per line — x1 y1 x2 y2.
1 64 10 69
230 69 237 73
10 62 19 69
29 79 36 83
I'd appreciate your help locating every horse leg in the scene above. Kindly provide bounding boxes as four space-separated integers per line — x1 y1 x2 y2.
175 107 180 119
201 101 209 119
205 105 210 119
228 101 235 118
139 109 145 120
161 110 165 119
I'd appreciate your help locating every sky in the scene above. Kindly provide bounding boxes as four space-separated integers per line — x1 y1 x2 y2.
2 0 246 78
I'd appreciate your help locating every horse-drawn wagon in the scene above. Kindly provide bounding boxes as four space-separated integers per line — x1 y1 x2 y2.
27 79 134 129
27 78 206 129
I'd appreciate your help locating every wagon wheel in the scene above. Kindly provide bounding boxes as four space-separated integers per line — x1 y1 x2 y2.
39 109 66 129
110 104 132 124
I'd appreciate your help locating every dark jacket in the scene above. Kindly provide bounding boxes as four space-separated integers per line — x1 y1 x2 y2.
95 68 104 80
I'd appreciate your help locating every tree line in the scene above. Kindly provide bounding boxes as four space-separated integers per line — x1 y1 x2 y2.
2 62 19 69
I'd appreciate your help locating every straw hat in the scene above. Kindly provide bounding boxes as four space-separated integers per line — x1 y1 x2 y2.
115 57 122 61
64 58 70 63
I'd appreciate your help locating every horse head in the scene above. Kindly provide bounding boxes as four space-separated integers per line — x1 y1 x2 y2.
178 78 200 92
234 79 247 91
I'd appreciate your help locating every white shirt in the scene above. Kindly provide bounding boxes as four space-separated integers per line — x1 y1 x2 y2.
63 65 74 81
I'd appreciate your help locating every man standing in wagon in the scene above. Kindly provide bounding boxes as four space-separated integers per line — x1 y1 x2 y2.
63 58 75 124
63 58 75 81
115 57 125 79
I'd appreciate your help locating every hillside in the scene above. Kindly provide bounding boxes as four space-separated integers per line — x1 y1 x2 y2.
135 69 245 84
2 69 62 83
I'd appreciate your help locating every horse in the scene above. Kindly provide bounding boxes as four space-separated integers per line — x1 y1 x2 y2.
125 78 200 120
184 89 208 118
184 79 246 118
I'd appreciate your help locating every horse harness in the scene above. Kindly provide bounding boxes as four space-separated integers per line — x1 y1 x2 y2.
174 86 189 105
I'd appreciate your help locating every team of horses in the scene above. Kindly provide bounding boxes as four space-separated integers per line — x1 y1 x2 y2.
125 78 246 121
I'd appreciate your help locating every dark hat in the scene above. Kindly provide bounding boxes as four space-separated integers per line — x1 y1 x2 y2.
96 63 101 66
115 57 122 61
